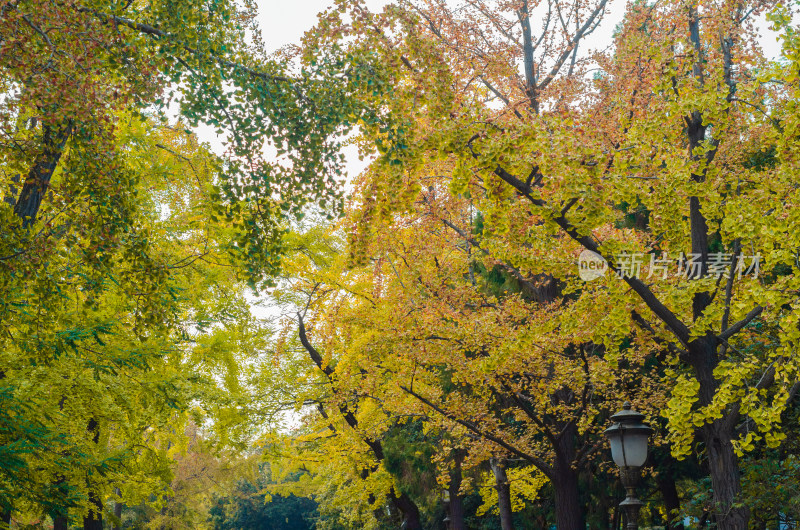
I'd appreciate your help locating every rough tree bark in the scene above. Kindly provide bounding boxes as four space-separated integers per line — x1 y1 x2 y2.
693 336 748 529
448 449 466 530
13 121 72 227
552 422 585 530
392 492 422 530
490 458 514 530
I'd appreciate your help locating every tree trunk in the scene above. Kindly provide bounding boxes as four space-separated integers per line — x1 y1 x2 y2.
13 121 72 227
1 508 10 527
84 418 103 530
448 450 466 530
552 455 585 530
704 421 747 529
691 336 748 529
549 420 585 530
490 458 513 530
83 491 103 530
656 470 684 530
113 487 123 530
53 515 68 530
392 490 422 530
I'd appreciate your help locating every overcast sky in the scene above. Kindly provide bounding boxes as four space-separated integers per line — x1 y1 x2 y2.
257 0 390 53
253 0 785 56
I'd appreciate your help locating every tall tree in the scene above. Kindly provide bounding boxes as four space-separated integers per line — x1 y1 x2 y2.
1 0 388 525
1 0 381 283
0 111 276 525
310 1 800 528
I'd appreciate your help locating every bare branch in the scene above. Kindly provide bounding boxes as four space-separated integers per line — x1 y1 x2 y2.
537 0 609 91
718 305 763 341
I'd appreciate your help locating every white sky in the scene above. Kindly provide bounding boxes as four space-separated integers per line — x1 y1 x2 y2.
257 0 390 54
253 0 785 63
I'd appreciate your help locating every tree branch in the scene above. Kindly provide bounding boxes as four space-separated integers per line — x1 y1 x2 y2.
76 6 293 84
517 0 539 112
480 156 692 343
399 384 555 479
537 0 609 91
718 305 762 341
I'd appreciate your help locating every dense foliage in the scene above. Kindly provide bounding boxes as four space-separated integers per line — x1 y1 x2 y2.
2 0 800 529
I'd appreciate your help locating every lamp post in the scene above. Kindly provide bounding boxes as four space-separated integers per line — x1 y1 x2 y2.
604 402 653 530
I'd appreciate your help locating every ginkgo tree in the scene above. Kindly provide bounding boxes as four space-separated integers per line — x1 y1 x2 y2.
0 110 274 528
251 227 428 530
0 0 393 527
306 0 800 528
256 200 677 530
4 0 800 528
1 0 389 284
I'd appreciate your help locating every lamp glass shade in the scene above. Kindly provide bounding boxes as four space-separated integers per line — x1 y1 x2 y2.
609 431 649 467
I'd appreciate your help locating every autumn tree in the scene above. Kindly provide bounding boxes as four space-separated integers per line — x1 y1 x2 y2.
253 203 670 530
1 0 393 526
0 108 276 527
346 182 672 529
245 227 426 530
305 0 800 528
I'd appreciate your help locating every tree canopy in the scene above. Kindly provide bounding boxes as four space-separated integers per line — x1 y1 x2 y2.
2 0 800 529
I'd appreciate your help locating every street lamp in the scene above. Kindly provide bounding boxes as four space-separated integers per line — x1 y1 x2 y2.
604 401 653 530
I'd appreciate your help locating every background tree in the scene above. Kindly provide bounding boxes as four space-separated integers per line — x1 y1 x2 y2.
0 109 275 526
1 0 392 525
